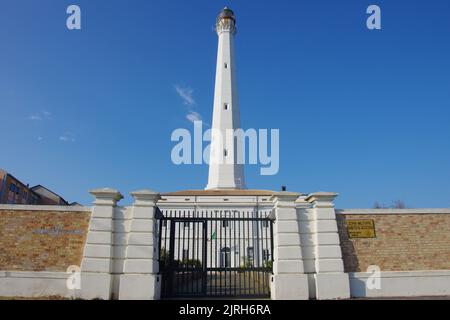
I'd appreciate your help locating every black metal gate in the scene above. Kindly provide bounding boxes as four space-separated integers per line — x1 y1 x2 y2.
158 209 274 298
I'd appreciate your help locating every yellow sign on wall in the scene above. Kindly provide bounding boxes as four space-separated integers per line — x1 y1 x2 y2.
346 219 376 238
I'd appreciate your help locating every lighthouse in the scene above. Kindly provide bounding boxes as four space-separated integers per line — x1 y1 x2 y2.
206 7 246 190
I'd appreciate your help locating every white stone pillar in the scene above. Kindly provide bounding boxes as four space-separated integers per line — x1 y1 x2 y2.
305 192 350 299
119 190 161 300
81 188 123 300
271 192 309 300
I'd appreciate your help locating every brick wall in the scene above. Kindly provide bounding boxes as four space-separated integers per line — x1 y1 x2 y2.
337 213 450 272
0 209 90 272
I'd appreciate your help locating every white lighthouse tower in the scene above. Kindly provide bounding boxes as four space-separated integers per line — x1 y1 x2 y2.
206 7 246 190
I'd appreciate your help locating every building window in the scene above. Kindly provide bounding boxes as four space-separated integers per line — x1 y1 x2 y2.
224 63 228 69
9 183 15 192
220 247 231 268
222 220 229 228
247 247 254 259
247 247 254 266
182 249 189 261
224 149 228 157
263 249 270 262
224 103 229 110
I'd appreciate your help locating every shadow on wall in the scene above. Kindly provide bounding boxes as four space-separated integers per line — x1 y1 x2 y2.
350 277 369 297
336 215 368 297
336 215 360 273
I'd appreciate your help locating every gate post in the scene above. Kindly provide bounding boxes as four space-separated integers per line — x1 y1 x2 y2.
81 188 123 300
270 192 309 300
305 192 350 300
119 189 161 300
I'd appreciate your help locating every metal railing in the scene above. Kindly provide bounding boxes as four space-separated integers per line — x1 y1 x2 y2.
158 208 274 298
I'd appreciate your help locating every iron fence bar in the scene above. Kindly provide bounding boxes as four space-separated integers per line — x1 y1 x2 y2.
188 213 192 294
247 210 251 295
270 219 274 274
159 219 164 297
168 220 176 297
228 210 232 296
177 216 181 294
219 210 223 296
193 218 197 294
257 217 261 296
242 210 247 295
233 210 237 296
190 219 193 295
182 211 186 294
202 219 207 296
162 218 166 298
214 210 219 294
202 210 205 294
264 213 269 295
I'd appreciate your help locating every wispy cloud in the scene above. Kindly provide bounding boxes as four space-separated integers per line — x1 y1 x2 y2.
42 110 52 118
186 111 202 123
59 132 76 143
28 110 52 121
175 85 196 106
29 115 43 121
28 111 76 144
174 84 208 125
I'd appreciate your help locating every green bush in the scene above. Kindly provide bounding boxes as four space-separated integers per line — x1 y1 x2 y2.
179 259 202 268
264 260 273 269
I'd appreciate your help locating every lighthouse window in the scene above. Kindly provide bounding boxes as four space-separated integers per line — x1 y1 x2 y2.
224 63 228 69
224 149 228 157
224 103 229 110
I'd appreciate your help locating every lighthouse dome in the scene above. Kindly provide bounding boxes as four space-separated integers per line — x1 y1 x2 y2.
217 7 236 23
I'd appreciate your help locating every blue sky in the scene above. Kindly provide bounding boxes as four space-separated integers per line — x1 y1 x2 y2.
1 0 449 208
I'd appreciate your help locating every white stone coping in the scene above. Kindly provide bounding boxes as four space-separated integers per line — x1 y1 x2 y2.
349 270 450 279
0 204 91 212
336 208 450 215
0 271 69 279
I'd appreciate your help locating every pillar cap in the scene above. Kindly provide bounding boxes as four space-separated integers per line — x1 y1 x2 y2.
271 191 301 202
130 189 161 205
305 192 338 205
89 188 123 205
